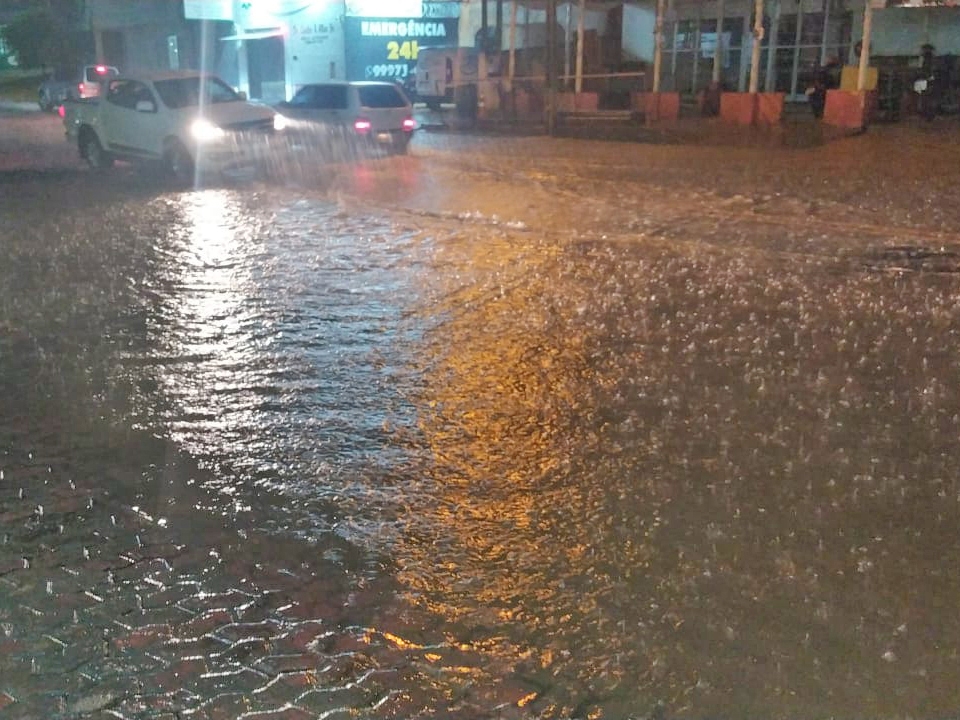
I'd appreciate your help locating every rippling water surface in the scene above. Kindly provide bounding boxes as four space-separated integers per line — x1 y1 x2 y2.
2 150 960 719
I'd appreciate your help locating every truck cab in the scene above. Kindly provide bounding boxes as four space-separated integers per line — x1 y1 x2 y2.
63 70 283 184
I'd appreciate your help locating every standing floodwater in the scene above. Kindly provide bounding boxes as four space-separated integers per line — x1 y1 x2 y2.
2 113 960 719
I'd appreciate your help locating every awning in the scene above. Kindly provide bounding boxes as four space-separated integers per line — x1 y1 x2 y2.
220 28 284 41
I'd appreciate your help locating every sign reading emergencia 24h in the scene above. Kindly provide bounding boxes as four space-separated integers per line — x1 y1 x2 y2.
344 17 459 82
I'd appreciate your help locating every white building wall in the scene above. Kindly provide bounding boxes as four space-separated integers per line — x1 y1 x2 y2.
281 4 348 89
856 7 960 57
224 0 347 100
622 1 656 62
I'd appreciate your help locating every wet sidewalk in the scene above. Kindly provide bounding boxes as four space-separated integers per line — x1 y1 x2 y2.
412 102 866 147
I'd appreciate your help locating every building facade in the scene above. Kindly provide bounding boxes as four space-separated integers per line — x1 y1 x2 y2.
181 0 461 102
82 0 960 103
659 0 960 99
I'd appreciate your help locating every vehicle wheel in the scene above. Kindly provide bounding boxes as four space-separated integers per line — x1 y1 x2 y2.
164 140 194 186
83 132 114 170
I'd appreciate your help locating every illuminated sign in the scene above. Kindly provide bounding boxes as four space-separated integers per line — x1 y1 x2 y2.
360 20 450 38
345 16 458 81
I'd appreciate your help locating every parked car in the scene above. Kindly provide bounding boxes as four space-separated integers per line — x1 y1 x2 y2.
62 70 285 184
39 64 119 111
275 81 416 155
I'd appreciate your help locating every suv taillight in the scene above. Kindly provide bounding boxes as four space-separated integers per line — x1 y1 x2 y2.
402 117 416 132
353 118 371 134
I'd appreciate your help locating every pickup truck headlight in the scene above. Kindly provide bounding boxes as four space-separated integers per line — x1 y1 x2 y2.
190 118 226 142
273 113 288 132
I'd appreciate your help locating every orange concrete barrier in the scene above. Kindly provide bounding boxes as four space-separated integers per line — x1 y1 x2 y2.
756 93 785 126
720 92 755 124
720 92 785 126
823 89 877 130
632 92 680 124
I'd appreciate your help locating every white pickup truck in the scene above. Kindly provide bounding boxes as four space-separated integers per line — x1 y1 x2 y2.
63 70 286 183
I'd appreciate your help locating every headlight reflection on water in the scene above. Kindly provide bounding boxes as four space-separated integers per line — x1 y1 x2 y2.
157 189 272 491
150 188 416 503
176 189 248 355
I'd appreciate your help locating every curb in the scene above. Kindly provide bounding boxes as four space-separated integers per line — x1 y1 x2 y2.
0 99 41 113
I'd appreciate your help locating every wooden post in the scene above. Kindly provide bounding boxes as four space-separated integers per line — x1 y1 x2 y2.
748 0 764 94
508 0 518 89
575 0 585 93
713 0 725 84
765 0 780 92
858 1 873 92
653 0 664 93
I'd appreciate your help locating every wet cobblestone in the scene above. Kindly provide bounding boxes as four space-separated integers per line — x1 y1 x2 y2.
0 443 533 719
5 104 960 719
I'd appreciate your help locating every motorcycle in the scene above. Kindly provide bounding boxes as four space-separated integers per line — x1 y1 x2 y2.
804 60 841 120
914 74 939 121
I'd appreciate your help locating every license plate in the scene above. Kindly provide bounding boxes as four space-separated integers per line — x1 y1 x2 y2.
914 79 928 92
376 132 392 143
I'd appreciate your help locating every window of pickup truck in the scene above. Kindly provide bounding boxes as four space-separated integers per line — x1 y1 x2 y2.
153 77 241 109
106 80 155 110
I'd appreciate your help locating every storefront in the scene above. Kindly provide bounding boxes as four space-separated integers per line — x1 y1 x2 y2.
662 0 960 99
662 0 852 98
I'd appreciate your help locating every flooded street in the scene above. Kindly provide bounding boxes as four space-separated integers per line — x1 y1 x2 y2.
2 109 960 719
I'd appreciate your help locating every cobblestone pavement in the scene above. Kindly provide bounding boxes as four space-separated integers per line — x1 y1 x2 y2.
5 102 960 720
0 428 536 720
